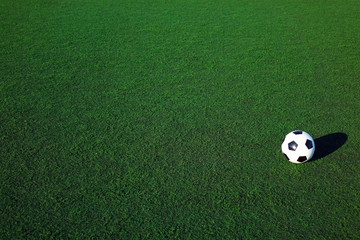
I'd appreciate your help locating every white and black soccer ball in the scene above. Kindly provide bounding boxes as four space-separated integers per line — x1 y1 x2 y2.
281 130 315 164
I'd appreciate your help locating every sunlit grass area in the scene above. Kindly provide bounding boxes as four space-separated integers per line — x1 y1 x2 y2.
1 0 360 238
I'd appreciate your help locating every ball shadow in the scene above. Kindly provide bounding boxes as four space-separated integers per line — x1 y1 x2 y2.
310 132 348 162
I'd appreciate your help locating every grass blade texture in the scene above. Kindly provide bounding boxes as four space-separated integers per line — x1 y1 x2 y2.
1 0 360 238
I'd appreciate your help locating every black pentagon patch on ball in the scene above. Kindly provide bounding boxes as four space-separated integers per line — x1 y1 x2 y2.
293 130 303 135
283 153 289 160
288 141 298 151
305 139 313 149
297 156 307 162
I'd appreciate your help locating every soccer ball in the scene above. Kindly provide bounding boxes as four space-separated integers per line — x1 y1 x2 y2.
281 130 315 164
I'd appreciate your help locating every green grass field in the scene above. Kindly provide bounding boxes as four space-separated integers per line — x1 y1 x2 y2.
1 0 360 238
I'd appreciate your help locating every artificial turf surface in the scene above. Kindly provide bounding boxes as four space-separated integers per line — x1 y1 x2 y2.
1 0 360 238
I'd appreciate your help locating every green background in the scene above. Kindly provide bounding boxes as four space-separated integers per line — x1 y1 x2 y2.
1 0 359 238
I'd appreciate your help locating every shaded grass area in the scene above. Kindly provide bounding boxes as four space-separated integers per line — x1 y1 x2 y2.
1 0 360 238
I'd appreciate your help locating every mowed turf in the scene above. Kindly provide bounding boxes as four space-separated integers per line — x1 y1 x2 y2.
1 0 360 238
